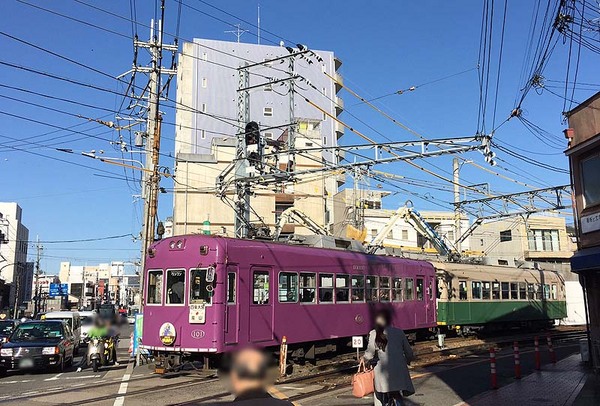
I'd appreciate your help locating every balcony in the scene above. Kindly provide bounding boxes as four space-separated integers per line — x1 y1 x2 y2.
335 96 344 116
335 121 344 139
334 72 343 93
334 56 343 71
524 249 574 261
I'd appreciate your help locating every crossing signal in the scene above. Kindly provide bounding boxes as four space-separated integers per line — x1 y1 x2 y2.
245 121 260 146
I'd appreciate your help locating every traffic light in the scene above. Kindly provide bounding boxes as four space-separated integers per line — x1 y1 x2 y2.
245 121 260 146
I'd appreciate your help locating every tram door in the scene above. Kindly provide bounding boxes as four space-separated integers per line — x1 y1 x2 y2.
416 276 426 325
224 266 239 345
426 274 436 324
248 267 274 342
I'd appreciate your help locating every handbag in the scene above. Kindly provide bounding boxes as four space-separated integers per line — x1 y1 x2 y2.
352 359 375 398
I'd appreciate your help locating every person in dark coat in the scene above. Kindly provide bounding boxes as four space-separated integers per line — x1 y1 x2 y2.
364 309 415 406
227 348 293 406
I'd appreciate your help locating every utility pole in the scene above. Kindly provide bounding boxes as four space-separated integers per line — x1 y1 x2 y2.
453 157 462 253
33 236 42 318
125 0 177 306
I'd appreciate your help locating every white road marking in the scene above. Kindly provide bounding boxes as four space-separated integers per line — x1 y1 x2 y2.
21 391 39 396
65 374 102 379
113 372 131 406
44 372 64 381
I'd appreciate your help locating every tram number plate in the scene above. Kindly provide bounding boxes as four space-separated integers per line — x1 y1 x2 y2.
189 304 206 324
352 336 364 349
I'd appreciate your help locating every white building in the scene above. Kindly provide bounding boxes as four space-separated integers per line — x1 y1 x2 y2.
0 202 29 309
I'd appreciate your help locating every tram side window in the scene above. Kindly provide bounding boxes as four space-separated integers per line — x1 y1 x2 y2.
519 282 527 300
379 276 391 302
543 284 551 300
166 269 186 305
416 278 424 301
527 283 535 300
482 282 491 300
510 282 519 299
335 274 350 303
472 281 482 299
319 274 334 302
405 278 414 301
190 269 213 304
458 280 468 300
147 270 163 304
492 282 501 300
392 278 403 301
279 272 298 303
366 276 378 302
551 284 557 300
352 276 365 302
501 282 509 300
535 284 543 300
253 271 270 305
299 273 316 303
227 273 236 304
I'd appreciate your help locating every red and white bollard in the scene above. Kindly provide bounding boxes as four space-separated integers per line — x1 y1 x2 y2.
128 332 134 357
489 347 498 389
547 335 556 364
534 336 541 370
513 341 521 379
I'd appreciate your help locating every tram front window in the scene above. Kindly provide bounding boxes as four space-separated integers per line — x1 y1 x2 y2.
190 269 212 304
166 269 185 304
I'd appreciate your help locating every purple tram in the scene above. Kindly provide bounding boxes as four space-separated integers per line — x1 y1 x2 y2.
140 235 436 368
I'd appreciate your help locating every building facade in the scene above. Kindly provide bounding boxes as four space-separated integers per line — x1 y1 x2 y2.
173 39 343 236
0 202 29 310
565 91 600 370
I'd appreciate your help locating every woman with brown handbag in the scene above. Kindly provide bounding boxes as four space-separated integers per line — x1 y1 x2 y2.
364 309 415 406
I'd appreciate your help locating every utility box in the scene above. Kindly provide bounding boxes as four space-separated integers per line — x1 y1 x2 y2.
580 339 590 363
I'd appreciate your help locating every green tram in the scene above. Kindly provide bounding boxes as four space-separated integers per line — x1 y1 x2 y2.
434 262 567 335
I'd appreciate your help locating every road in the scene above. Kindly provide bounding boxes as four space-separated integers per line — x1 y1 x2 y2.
0 333 582 405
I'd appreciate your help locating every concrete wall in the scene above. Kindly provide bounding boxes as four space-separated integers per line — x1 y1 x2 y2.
0 202 29 308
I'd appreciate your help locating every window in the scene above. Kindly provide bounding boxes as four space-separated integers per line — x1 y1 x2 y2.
458 280 468 300
551 284 557 300
379 277 391 302
581 153 600 208
500 230 512 242
299 273 316 303
501 282 509 300
527 283 535 300
371 229 378 238
351 275 365 302
279 272 298 303
528 229 560 252
518 282 527 300
416 278 424 301
147 270 163 304
201 77 207 88
335 274 350 302
263 107 273 117
401 230 408 240
543 284 550 300
510 282 519 299
319 274 334 303
405 278 414 300
202 52 207 61
447 230 454 242
498 259 509 266
482 281 491 300
472 281 482 299
264 132 273 140
200 129 206 139
252 271 270 305
392 277 402 301
227 272 236 304
190 269 213 304
201 103 207 113
366 276 378 302
492 282 501 300
166 269 186 304
387 231 394 239
535 284 543 300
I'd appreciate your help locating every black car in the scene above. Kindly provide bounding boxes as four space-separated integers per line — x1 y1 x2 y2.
0 320 19 343
0 320 75 374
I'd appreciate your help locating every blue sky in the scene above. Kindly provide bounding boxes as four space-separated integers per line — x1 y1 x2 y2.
0 0 597 273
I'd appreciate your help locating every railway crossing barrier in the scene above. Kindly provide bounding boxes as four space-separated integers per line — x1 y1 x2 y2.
547 334 556 364
534 336 541 370
489 347 498 389
513 341 521 379
279 336 288 377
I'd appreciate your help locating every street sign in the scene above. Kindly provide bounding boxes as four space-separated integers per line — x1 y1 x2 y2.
48 283 69 298
352 336 364 349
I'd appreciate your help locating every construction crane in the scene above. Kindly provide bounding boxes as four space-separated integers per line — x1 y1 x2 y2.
367 201 459 261
273 207 329 240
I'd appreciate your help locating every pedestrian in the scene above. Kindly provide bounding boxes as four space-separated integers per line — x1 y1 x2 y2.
364 309 415 406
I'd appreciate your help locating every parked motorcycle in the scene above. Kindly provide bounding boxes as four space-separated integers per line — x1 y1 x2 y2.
85 335 118 372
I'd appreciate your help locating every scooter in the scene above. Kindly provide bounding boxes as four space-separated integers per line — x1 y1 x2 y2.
86 335 118 372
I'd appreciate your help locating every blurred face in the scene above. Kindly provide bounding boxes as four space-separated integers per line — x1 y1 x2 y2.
229 349 267 396
375 314 387 327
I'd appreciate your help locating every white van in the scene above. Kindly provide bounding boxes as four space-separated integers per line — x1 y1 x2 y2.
79 311 97 342
44 311 82 349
